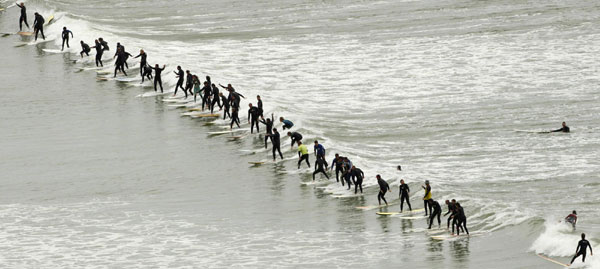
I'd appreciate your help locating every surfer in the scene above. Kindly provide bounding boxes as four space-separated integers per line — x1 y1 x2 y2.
399 179 411 212
313 157 329 181
455 202 468 235
182 71 193 97
257 95 263 117
32 12 45 41
248 103 260 133
271 128 284 161
569 233 592 265
201 82 213 110
61 27 73 51
427 199 442 229
342 157 353 188
230 107 241 129
422 180 432 216
330 154 344 183
141 64 153 84
91 40 104 67
280 117 294 130
565 210 578 229
210 84 221 113
150 64 166 92
134 50 147 77
192 75 202 102
220 93 230 119
79 41 90 58
376 175 390 206
551 121 570 133
297 141 310 169
113 47 130 77
113 43 130 69
313 141 325 160
287 131 303 148
260 113 274 148
350 166 364 194
17 2 29 31
173 66 186 97
445 200 461 233
99 38 109 51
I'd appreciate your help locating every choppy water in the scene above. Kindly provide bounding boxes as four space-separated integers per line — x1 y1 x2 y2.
0 0 599 267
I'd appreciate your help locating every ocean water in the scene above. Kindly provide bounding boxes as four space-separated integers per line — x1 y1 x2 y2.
0 0 599 268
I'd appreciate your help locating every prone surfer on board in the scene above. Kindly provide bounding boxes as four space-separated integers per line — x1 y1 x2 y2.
17 2 29 31
551 121 570 133
569 233 593 265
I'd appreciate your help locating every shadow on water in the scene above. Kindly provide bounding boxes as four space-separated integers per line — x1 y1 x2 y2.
449 238 470 263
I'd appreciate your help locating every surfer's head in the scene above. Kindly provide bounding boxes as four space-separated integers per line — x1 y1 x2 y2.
581 233 586 239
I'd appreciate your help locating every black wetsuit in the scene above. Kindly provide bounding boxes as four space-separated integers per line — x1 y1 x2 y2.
331 157 344 183
100 40 109 51
399 183 411 211
113 45 130 69
93 42 104 67
428 201 442 229
134 52 147 77
455 205 468 235
151 66 165 92
114 50 131 77
33 14 45 41
184 73 193 97
377 177 390 205
260 115 274 148
552 126 570 133
201 84 212 110
445 203 457 230
221 95 230 119
313 158 329 180
141 65 153 83
351 168 364 194
343 160 353 188
271 131 284 161
174 69 185 97
61 29 73 50
18 5 29 31
230 108 241 129
571 239 592 264
80 42 90 57
257 99 263 118
248 106 260 134
210 85 221 113
289 132 303 147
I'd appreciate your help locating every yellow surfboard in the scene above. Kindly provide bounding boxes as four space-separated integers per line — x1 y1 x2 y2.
45 15 55 26
18 32 33 36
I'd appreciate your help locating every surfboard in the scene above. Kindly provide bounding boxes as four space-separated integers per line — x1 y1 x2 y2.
430 232 483 241
228 135 245 140
376 208 425 216
17 32 33 36
536 254 570 267
0 8 5 11
207 130 243 135
193 114 220 118
398 215 427 220
115 77 137 82
96 70 112 75
45 15 55 26
249 162 265 165
355 202 398 210
96 77 109 81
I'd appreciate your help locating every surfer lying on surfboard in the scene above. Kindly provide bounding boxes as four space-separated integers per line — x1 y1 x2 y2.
551 121 570 133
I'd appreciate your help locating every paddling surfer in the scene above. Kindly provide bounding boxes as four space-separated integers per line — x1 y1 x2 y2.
551 121 570 133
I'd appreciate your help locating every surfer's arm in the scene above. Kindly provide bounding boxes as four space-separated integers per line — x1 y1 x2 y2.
69 31 73 38
551 128 563 133
134 54 141 58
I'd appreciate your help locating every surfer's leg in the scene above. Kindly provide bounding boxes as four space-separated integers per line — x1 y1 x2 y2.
570 252 582 264
377 192 382 205
381 192 388 205
424 201 428 216
462 218 469 235
277 146 283 159
40 26 45 40
428 214 434 229
436 211 441 226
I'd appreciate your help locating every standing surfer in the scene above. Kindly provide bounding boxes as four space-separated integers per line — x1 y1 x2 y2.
247 103 260 134
134 49 147 77
16 2 29 31
271 128 284 161
32 12 45 41
399 179 411 212
376 175 390 206
151 64 166 92
173 66 185 97
61 27 73 51
423 180 432 216
91 40 104 67
79 41 90 58
569 233 593 265
297 141 310 169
